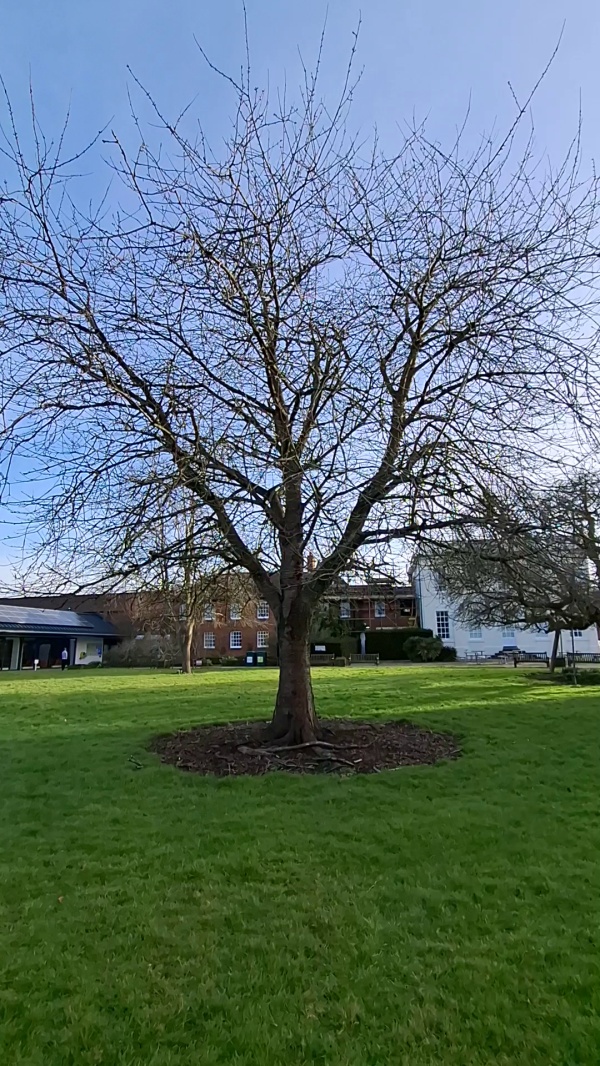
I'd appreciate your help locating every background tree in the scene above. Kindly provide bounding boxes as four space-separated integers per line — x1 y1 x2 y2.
424 478 600 671
1 59 599 742
123 509 227 674
549 473 600 591
117 564 256 672
84 481 257 672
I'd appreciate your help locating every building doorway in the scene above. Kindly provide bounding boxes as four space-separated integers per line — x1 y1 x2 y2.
38 642 51 668
0 638 14 670
21 638 69 669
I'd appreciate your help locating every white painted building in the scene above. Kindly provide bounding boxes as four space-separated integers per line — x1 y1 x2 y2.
413 564 600 659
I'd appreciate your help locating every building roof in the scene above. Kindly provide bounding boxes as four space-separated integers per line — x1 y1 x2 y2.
0 591 134 613
329 583 414 600
0 604 119 637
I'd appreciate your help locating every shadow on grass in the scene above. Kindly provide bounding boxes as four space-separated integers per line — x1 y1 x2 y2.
0 664 596 744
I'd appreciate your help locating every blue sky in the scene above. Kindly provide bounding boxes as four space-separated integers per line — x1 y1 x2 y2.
0 0 598 585
2 1 598 166
1 1 596 159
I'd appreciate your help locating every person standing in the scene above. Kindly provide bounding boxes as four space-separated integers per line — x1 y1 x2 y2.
61 648 69 671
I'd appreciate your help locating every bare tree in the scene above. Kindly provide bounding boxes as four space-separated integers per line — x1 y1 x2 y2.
123 565 257 673
1 56 599 741
78 482 256 672
424 480 600 671
549 472 600 589
126 503 225 673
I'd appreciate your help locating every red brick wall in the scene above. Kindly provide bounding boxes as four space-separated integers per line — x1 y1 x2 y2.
337 596 417 629
0 587 417 660
194 601 276 659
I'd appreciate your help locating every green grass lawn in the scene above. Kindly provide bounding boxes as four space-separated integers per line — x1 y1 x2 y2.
0 666 599 1065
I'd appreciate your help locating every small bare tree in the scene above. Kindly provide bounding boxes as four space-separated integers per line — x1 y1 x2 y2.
85 484 256 672
129 511 224 673
1 56 599 741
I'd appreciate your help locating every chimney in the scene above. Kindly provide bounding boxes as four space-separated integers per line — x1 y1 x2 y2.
306 552 317 571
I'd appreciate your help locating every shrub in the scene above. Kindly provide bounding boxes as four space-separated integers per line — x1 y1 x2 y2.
403 635 443 662
438 645 457 662
202 658 213 667
558 668 600 686
219 656 242 667
104 635 179 668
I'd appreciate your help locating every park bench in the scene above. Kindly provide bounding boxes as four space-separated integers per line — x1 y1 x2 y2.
349 653 380 665
566 652 600 664
514 651 549 666
309 653 336 666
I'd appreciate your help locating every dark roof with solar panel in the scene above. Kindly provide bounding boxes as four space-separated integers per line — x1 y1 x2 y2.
0 605 119 637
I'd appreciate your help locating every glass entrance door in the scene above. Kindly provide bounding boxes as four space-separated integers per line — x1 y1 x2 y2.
0 638 13 670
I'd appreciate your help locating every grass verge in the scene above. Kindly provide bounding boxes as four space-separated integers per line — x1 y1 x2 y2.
0 666 599 1064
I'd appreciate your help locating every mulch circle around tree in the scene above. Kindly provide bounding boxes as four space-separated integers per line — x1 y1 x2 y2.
150 719 462 777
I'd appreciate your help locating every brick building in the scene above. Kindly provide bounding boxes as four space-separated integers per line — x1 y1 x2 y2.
194 596 277 659
0 588 278 661
328 580 417 632
0 575 416 662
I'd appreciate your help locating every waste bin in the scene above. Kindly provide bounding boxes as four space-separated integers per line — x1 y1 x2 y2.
245 651 268 666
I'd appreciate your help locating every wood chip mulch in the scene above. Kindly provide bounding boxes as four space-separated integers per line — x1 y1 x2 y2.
149 718 461 777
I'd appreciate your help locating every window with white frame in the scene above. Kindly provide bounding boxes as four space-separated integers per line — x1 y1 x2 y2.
203 604 215 622
468 625 482 639
340 601 351 619
203 632 215 649
256 600 270 620
502 626 516 639
374 601 386 618
436 610 450 641
229 603 241 621
257 631 269 648
572 629 583 638
229 631 242 649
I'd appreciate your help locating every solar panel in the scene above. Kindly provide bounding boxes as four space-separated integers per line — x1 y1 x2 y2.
0 605 93 629
0 605 118 635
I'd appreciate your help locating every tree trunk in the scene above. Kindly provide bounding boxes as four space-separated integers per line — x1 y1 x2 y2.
549 628 561 674
181 619 195 674
270 610 318 744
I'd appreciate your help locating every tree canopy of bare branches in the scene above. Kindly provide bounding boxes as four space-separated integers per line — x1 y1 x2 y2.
1 56 600 740
424 474 600 668
116 492 251 673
